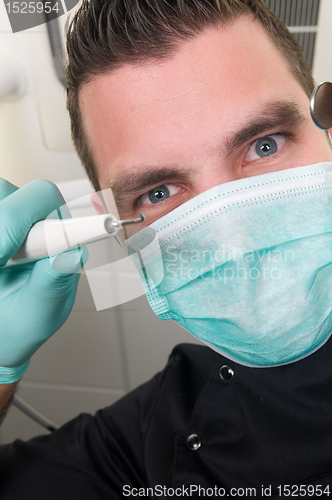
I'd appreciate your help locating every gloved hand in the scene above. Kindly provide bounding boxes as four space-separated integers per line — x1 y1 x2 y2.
0 178 84 384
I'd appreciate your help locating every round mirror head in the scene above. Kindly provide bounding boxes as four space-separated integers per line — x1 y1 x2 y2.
310 81 332 130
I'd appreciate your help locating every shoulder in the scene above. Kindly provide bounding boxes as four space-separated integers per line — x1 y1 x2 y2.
0 344 219 497
100 342 220 430
102 343 219 425
98 343 220 449
97 343 220 485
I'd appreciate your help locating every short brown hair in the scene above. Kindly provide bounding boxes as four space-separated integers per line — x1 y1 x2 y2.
66 0 315 191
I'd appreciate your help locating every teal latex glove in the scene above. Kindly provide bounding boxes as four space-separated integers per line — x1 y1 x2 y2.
0 178 84 383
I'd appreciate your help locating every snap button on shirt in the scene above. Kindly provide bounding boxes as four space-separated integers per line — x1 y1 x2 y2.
187 434 201 450
219 365 234 381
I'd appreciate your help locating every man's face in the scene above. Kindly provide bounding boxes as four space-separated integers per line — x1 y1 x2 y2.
79 16 332 226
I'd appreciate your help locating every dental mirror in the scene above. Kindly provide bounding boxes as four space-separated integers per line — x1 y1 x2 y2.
310 81 332 130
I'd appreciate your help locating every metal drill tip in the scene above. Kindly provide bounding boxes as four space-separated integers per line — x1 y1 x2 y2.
110 213 145 230
118 213 145 226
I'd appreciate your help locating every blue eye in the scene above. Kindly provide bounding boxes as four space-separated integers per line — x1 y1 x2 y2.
139 183 185 207
245 134 286 163
255 136 278 157
148 185 170 204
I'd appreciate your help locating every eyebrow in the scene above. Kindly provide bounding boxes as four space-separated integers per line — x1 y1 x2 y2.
224 100 306 157
110 166 196 208
110 100 307 206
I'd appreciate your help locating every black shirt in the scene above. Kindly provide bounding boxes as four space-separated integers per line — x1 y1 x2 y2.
1 342 332 499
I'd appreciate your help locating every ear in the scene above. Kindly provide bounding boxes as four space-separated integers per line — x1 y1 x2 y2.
91 192 107 215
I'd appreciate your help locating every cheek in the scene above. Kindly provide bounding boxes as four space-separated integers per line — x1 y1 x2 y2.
297 131 332 164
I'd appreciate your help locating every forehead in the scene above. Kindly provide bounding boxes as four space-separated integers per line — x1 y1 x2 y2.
79 16 308 185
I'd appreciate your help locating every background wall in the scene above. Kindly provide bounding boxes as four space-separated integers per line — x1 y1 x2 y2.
0 0 332 444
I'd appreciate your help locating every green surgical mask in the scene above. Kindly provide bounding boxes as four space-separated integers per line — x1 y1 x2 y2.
127 162 332 367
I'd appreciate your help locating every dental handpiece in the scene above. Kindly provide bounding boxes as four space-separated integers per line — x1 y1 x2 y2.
6 213 145 267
